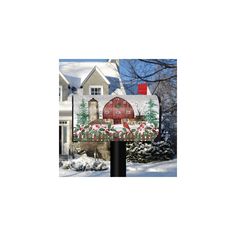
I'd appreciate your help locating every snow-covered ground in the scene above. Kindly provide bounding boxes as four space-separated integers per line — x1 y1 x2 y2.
127 159 177 177
59 158 177 177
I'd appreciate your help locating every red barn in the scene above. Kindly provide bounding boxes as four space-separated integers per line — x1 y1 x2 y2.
103 97 134 124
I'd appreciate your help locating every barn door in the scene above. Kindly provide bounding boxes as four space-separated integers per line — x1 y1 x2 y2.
114 119 121 124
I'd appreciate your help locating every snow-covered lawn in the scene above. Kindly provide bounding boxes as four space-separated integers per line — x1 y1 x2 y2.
126 159 177 177
59 158 177 177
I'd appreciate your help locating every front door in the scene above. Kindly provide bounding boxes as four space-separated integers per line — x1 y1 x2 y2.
59 122 69 155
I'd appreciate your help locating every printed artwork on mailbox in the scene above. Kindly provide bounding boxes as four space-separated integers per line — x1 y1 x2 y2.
73 95 160 142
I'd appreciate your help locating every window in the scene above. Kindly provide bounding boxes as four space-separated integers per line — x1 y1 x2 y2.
91 87 101 95
59 121 68 125
59 86 62 101
89 86 103 95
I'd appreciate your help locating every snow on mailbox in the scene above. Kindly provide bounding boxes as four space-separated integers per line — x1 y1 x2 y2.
73 95 160 142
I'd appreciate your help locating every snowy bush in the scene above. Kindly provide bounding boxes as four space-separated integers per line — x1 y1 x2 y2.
60 154 108 171
126 130 174 163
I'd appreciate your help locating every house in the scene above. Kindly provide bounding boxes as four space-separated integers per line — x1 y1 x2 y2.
59 72 72 155
59 60 125 155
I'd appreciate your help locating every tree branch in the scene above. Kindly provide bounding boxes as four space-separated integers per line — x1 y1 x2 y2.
139 59 177 68
137 74 177 83
163 104 177 113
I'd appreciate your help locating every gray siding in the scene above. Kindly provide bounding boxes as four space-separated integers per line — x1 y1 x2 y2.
83 70 109 95
59 74 69 101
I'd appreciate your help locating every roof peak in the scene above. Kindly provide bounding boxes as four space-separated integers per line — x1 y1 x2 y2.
81 65 110 86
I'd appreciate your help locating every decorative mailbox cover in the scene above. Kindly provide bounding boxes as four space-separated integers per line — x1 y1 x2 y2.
73 95 160 142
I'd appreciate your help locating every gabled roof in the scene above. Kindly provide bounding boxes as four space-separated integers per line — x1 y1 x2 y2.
107 76 120 94
81 66 110 86
59 71 70 85
59 61 126 94
59 61 120 83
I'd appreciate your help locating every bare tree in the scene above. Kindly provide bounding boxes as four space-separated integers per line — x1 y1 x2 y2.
120 59 177 153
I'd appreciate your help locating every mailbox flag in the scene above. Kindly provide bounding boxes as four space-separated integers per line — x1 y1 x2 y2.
138 83 147 95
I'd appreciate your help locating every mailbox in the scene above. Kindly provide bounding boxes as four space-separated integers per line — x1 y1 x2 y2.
72 94 160 177
73 95 160 142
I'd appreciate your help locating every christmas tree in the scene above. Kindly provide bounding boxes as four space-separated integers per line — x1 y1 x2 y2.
77 99 89 126
145 99 159 127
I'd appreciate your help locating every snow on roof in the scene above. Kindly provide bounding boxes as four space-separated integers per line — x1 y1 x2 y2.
59 61 126 95
59 61 120 88
64 75 81 89
107 76 120 94
111 88 124 95
59 71 70 84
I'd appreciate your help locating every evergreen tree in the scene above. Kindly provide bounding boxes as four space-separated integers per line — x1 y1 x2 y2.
145 99 159 127
77 99 89 126
126 130 174 163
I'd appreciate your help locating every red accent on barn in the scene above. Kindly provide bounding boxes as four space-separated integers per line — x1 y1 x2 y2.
138 83 147 95
103 97 134 124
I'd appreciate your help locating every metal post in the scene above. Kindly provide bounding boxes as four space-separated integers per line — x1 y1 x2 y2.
110 141 126 177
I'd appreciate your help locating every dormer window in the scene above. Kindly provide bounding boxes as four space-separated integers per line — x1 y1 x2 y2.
89 86 103 95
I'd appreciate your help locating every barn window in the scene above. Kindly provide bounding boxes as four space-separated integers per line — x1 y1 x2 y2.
115 103 122 109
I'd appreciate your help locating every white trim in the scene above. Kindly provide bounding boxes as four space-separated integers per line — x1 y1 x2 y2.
59 116 72 121
81 66 110 86
59 72 70 85
59 121 70 155
89 85 103 95
59 85 62 102
108 59 118 64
